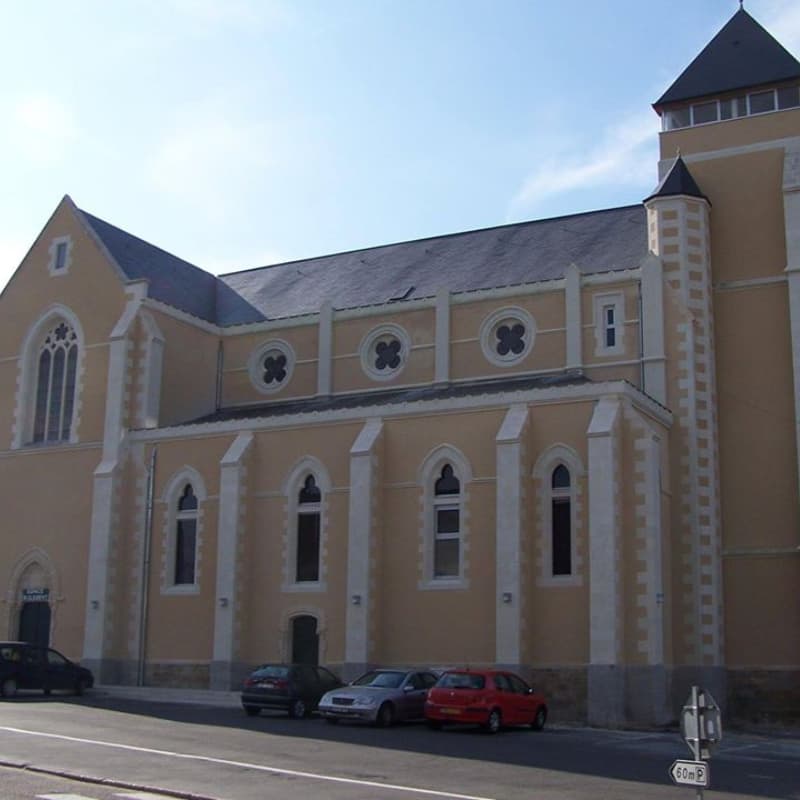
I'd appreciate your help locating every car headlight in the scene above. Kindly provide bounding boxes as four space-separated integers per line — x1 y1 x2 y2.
353 696 377 706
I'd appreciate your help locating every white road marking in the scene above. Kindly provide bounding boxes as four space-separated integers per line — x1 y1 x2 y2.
36 795 97 800
4 726 495 800
115 793 179 799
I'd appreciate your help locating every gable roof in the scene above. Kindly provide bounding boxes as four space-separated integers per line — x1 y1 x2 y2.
655 8 800 108
76 203 649 327
217 205 648 325
643 156 708 204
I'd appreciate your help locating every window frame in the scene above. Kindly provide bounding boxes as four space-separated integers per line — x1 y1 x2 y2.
247 339 295 395
283 458 330 592
593 292 624 357
162 469 206 595
418 445 472 590
359 323 411 381
533 444 584 587
479 306 536 367
47 236 73 277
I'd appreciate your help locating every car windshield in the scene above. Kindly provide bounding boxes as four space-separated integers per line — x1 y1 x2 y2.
252 665 289 679
352 670 405 688
437 673 485 690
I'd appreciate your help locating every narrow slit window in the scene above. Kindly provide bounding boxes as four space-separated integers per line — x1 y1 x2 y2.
174 484 198 585
433 465 461 578
296 475 321 582
551 465 572 576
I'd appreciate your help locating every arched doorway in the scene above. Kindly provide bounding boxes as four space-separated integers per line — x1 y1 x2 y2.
291 615 319 665
18 600 51 646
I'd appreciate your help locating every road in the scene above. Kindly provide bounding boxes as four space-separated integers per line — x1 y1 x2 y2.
0 693 798 800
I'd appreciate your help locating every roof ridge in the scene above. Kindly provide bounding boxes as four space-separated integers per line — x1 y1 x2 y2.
219 203 645 278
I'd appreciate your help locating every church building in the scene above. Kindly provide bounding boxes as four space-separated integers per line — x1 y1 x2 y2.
1 7 798 725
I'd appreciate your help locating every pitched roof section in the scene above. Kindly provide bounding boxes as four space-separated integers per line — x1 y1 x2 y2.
655 8 800 108
217 205 648 325
80 211 220 323
77 203 648 327
643 156 708 204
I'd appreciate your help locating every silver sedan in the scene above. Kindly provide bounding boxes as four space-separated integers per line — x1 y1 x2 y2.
318 669 438 726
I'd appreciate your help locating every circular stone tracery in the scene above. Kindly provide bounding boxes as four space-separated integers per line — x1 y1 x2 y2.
479 307 536 366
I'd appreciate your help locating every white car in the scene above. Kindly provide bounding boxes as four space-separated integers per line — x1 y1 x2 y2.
318 669 438 726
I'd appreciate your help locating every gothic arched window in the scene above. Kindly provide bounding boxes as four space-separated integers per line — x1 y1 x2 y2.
32 320 78 443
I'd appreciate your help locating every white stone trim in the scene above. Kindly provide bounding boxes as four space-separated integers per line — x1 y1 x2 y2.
131 379 672 443
346 418 383 665
213 433 253 669
47 235 73 277
417 444 472 590
282 456 331 592
359 323 411 382
565 264 582 370
136 312 165 429
435 287 450 384
160 466 207 594
12 304 86 449
587 397 622 666
317 301 333 395
532 443 585 587
640 253 666 405
479 306 536 367
247 339 295 395
495 405 528 664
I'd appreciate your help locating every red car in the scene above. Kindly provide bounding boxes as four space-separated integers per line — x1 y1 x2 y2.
425 669 547 734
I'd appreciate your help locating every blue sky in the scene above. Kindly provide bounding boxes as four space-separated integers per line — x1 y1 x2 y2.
1 0 798 290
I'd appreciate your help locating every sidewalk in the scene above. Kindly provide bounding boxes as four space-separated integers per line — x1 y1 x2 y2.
94 684 240 708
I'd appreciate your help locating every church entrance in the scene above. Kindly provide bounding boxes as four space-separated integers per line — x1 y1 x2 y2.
18 600 51 647
291 615 319 665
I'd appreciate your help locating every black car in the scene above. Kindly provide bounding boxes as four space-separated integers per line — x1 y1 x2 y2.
0 641 94 698
241 663 343 718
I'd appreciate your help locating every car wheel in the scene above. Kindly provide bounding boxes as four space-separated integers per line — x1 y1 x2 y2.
243 705 260 717
531 706 547 731
1 678 18 698
483 708 502 734
74 678 90 697
376 702 395 728
426 719 442 730
288 698 307 719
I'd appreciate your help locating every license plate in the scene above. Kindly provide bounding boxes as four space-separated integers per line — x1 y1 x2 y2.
441 707 462 715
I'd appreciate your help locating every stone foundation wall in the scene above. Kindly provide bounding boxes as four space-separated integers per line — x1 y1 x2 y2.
727 669 800 724
526 667 587 723
144 662 210 689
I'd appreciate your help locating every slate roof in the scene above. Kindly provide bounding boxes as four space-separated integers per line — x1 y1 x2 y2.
80 203 649 327
184 370 591 427
655 8 800 108
643 156 708 204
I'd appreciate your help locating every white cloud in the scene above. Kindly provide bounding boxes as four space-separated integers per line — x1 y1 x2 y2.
9 95 78 166
509 110 659 217
0 235 31 292
146 110 274 220
760 0 800 53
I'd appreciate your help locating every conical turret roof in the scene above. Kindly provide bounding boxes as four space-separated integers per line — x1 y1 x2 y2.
643 156 708 205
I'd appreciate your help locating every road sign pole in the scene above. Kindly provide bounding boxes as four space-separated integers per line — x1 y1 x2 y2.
691 686 703 800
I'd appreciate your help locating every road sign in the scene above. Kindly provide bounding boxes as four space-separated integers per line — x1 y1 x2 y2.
670 760 710 787
681 686 722 760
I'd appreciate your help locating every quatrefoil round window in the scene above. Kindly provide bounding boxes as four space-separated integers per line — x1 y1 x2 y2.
360 324 411 381
480 307 536 367
248 339 295 394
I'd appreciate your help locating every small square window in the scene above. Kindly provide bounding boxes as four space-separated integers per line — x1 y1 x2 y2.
692 101 718 125
749 91 775 115
777 86 800 110
665 108 690 130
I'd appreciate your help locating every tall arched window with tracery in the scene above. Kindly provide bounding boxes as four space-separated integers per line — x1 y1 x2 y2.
174 484 198 585
32 320 78 443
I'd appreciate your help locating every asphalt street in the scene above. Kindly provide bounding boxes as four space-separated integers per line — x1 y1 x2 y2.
0 692 798 800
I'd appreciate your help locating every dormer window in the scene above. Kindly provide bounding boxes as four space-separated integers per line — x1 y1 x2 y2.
663 84 800 131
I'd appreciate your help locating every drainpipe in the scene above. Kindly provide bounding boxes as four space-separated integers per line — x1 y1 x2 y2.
137 445 157 686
